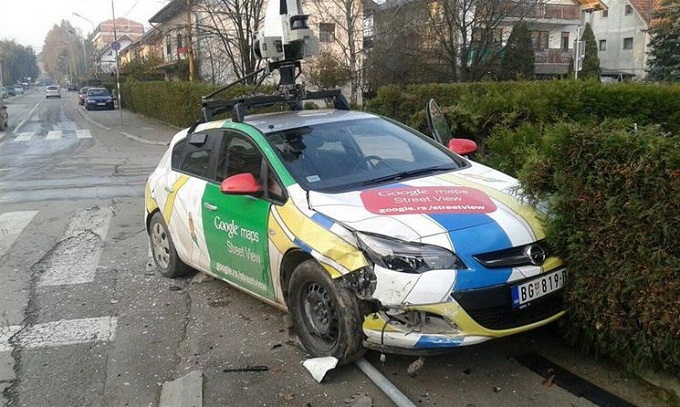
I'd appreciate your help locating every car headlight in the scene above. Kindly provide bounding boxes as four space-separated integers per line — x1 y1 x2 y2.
356 232 466 274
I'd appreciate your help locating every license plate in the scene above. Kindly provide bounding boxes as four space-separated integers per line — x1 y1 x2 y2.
97 103 106 106
511 269 565 308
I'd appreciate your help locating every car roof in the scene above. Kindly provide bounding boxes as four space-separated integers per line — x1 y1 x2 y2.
241 109 378 134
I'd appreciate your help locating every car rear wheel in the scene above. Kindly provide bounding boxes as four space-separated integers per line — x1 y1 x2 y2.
149 212 192 278
289 259 365 364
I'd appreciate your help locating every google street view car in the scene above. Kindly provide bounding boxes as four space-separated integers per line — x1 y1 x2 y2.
144 0 566 364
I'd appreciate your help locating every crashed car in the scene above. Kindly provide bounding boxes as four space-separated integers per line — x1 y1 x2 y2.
145 102 566 364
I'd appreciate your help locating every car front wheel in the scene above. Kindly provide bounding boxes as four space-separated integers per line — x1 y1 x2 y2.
149 212 192 278
289 259 365 364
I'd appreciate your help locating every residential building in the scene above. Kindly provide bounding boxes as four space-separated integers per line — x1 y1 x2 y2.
92 18 145 73
588 0 661 80
148 0 196 81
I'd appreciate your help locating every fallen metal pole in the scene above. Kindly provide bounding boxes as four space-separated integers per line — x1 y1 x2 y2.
355 358 416 407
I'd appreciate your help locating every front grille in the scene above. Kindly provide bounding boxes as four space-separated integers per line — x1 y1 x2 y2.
451 277 565 330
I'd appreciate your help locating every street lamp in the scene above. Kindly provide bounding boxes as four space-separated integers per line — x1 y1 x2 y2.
72 12 98 77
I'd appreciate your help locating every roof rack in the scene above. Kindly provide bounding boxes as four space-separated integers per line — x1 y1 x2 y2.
197 66 350 125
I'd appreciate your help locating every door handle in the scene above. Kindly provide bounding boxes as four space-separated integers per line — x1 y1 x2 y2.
203 202 218 211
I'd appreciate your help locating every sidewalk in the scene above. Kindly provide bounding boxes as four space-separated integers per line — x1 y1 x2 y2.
76 102 180 146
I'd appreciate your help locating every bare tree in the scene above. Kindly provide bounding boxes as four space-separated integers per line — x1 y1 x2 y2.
426 0 537 82
306 0 369 104
42 21 84 83
193 0 265 84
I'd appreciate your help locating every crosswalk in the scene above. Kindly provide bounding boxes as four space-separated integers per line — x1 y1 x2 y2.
0 207 121 353
10 129 93 141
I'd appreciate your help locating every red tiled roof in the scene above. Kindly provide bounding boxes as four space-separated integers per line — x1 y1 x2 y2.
629 0 663 24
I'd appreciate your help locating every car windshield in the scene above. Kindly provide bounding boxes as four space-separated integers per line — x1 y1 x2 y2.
88 89 110 96
266 117 465 193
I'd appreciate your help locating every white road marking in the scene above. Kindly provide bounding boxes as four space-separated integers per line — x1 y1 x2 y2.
76 129 92 138
38 206 112 286
0 317 117 351
46 130 61 140
0 211 39 257
14 132 33 141
14 99 43 133
0 326 22 352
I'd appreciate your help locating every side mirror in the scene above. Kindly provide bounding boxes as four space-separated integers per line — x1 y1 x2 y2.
220 173 262 195
425 98 450 145
448 138 477 156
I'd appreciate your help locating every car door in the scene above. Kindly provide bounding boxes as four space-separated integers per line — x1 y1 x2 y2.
201 130 277 300
164 131 219 273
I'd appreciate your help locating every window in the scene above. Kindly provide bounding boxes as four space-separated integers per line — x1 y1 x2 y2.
561 32 570 51
217 135 263 182
602 9 608 17
172 133 216 180
625 4 633 15
319 23 335 43
177 33 183 49
165 34 172 56
599 40 607 51
623 37 634 50
530 31 549 50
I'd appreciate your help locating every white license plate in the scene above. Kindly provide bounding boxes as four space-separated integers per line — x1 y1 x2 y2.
97 103 106 106
511 269 565 308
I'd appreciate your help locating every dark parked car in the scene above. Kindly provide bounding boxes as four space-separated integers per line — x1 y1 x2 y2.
5 86 16 97
84 88 114 110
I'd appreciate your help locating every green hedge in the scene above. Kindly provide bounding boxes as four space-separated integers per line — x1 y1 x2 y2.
518 120 680 374
366 81 680 148
119 81 273 128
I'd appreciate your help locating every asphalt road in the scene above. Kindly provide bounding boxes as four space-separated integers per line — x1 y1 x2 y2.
0 88 671 407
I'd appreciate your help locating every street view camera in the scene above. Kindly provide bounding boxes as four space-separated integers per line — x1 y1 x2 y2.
254 0 319 91
198 0 348 126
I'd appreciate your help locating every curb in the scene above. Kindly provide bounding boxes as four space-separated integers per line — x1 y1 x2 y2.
75 103 112 131
159 370 203 407
120 131 169 146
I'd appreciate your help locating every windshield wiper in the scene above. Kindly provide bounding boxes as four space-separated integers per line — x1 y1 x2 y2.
362 166 454 186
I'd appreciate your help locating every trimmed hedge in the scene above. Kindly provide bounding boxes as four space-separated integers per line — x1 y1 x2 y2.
518 120 680 374
366 82 680 149
119 81 273 128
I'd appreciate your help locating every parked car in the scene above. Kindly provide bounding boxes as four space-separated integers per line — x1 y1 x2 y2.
45 85 61 99
78 87 90 105
5 86 16 97
0 87 7 99
14 85 24 95
84 87 114 110
0 103 8 130
144 97 566 364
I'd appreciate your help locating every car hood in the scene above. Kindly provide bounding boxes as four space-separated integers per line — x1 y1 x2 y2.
307 162 541 244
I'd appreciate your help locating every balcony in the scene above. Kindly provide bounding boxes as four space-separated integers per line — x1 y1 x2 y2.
505 3 580 21
534 48 573 64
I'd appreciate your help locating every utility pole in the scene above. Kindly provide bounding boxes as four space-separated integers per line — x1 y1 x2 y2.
187 0 196 82
111 0 123 124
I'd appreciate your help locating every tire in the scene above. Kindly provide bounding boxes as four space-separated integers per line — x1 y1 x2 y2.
149 212 192 278
289 259 365 364
85 105 90 110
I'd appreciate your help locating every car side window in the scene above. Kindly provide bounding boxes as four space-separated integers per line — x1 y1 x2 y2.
171 133 216 180
217 134 262 182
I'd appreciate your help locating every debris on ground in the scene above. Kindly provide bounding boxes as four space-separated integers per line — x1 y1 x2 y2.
222 365 269 373
302 356 338 383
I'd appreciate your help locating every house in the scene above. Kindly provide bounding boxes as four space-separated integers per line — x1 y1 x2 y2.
588 0 662 80
148 0 196 81
92 18 145 73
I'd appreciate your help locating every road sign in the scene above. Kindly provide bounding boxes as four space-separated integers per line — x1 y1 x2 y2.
111 41 120 51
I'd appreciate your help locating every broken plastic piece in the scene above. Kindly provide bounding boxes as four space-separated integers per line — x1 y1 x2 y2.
302 356 338 383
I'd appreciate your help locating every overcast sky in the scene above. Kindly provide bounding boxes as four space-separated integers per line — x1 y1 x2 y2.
0 0 171 53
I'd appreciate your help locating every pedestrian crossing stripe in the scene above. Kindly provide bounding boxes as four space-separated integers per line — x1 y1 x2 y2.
10 130 93 141
0 317 117 352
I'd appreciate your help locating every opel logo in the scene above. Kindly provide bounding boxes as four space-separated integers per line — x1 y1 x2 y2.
524 244 547 266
